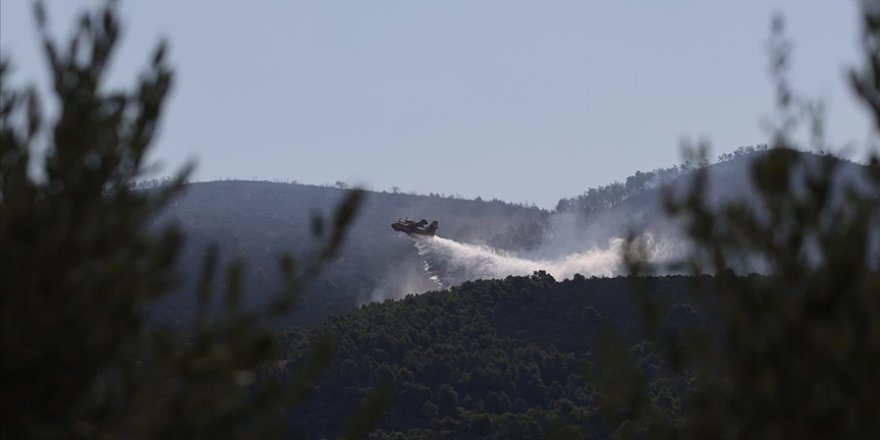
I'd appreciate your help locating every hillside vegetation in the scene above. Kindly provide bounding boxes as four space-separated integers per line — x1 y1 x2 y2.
279 272 708 439
154 182 547 327
154 149 874 329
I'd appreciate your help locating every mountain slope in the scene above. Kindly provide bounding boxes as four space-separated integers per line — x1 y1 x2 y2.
540 150 876 259
153 182 547 327
151 150 875 328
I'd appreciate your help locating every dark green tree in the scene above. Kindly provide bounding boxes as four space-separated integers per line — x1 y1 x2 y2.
614 2 880 438
0 2 364 439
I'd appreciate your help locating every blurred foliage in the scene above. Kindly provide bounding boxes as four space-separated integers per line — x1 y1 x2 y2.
614 4 880 439
0 2 368 439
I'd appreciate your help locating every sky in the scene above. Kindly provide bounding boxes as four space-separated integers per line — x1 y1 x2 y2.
0 1 870 208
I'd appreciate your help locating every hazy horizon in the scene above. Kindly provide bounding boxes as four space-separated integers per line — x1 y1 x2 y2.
1 0 870 208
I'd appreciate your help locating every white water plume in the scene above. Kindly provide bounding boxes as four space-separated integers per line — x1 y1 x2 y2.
412 235 673 288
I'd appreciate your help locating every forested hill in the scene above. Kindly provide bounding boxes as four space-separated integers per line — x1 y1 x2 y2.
553 146 772 219
153 181 548 327
279 272 710 439
150 149 873 328
539 149 874 257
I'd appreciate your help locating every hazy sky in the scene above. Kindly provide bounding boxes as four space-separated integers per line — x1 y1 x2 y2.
0 1 870 208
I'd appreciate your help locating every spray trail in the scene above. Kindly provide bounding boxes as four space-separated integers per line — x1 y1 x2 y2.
412 235 631 288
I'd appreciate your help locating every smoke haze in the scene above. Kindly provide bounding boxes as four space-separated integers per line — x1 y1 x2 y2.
412 233 681 288
360 152 877 302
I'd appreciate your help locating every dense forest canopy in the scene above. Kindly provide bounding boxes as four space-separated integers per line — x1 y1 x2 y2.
280 273 707 439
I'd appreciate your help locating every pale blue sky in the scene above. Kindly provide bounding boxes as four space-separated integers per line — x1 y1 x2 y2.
0 1 869 208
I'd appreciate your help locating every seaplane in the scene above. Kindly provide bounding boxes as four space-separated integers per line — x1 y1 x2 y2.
391 218 438 236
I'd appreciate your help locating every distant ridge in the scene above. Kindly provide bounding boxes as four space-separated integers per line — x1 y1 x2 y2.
151 149 874 328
